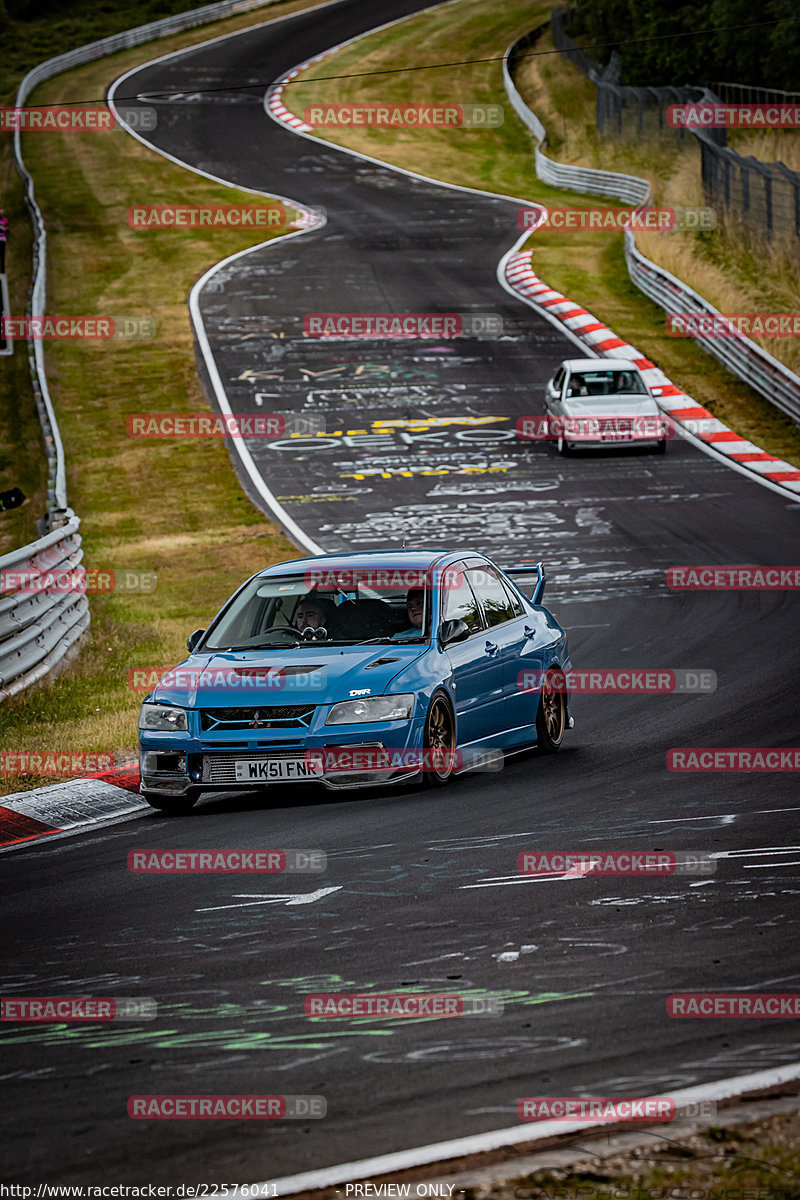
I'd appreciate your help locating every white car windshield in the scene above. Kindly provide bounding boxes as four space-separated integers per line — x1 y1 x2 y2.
202 572 432 650
566 369 648 397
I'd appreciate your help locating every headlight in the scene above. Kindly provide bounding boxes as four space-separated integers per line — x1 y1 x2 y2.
326 694 415 725
139 703 189 732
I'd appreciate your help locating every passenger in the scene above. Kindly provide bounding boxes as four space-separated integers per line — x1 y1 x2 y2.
393 589 425 640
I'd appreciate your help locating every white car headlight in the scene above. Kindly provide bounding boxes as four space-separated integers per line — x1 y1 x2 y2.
139 703 189 732
326 694 415 725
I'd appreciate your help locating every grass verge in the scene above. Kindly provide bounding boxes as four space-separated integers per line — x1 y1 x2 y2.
286 0 800 464
0 0 325 792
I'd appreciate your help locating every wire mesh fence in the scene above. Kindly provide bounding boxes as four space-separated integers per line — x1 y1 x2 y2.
550 7 800 240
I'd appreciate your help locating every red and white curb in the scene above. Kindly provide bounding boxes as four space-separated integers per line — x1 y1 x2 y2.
0 764 145 849
266 42 800 499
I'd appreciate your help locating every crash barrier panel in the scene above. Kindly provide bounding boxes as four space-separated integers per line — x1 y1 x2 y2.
0 513 89 700
5 0 286 699
503 26 651 207
503 29 800 427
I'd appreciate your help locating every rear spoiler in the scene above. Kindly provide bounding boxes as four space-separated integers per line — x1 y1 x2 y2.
502 561 546 605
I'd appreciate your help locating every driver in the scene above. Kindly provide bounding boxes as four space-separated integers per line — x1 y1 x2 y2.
293 594 334 632
392 588 425 640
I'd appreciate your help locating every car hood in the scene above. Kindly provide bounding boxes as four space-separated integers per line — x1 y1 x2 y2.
561 395 661 418
149 644 428 709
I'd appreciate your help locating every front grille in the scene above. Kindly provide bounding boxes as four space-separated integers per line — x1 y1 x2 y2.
203 752 307 784
200 705 316 731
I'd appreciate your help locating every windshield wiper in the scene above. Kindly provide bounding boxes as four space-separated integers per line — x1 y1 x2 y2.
220 638 301 650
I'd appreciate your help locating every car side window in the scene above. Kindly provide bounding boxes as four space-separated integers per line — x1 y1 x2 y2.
498 573 524 617
467 567 518 628
442 570 484 634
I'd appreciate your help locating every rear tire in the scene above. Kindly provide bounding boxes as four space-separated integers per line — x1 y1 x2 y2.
654 438 667 454
423 692 457 786
142 791 198 814
536 669 567 754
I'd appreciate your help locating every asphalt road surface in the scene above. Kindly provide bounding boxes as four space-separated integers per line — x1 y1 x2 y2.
3 0 799 1186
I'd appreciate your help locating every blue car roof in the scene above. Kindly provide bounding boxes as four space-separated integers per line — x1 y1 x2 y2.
258 549 470 576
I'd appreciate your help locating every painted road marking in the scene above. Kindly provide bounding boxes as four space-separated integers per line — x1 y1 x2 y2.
197 886 342 911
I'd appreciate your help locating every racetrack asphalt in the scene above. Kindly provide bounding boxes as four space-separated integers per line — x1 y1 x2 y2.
2 0 800 1184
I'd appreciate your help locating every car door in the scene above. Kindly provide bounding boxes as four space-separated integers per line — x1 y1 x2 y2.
440 568 496 748
464 565 528 737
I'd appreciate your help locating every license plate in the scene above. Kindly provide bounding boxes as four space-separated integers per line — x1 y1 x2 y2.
234 757 322 782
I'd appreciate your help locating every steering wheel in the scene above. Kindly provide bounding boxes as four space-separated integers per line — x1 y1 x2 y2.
266 624 304 637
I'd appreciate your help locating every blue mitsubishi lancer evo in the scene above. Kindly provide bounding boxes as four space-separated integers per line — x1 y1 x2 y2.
138 550 573 812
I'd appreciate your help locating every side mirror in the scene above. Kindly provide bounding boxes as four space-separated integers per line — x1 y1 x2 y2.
187 628 205 653
439 618 470 648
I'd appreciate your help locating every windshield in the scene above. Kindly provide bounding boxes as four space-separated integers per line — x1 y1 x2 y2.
566 369 648 397
202 570 433 650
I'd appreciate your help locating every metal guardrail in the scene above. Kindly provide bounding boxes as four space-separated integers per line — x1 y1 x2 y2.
4 0 284 700
503 29 800 428
0 514 89 700
503 35 651 206
624 234 800 424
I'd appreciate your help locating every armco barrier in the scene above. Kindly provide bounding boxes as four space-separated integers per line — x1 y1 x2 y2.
502 34 650 206
624 235 800 425
4 0 285 700
503 30 800 428
0 515 89 701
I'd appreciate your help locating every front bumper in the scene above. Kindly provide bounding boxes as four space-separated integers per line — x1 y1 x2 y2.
139 718 425 795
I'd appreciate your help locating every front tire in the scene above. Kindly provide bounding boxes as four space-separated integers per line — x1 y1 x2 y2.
142 791 198 814
557 435 572 456
423 692 457 786
536 669 567 754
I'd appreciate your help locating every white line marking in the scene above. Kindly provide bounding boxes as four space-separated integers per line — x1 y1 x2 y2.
248 1064 800 1194
197 885 341 911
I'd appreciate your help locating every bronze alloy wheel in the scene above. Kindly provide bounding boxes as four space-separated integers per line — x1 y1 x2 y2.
536 668 566 753
424 693 457 785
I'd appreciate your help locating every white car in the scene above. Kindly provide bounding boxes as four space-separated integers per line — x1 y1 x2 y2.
544 358 669 455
